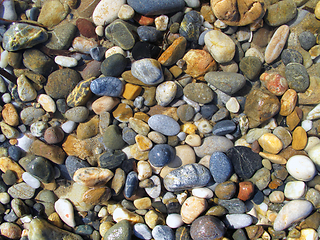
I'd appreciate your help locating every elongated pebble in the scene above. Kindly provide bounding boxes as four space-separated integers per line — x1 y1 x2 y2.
22 172 40 189
148 114 180 136
54 198 76 227
286 155 316 181
54 56 78 68
37 94 56 113
223 214 252 229
265 25 289 64
192 187 214 199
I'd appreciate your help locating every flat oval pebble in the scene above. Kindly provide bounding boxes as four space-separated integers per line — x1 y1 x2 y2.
273 200 313 231
134 223 152 239
54 56 77 68
73 167 114 187
284 181 306 199
285 63 310 92
152 225 175 240
194 136 234 158
181 196 207 224
149 144 175 167
163 163 212 191
92 0 125 26
90 77 124 97
148 114 180 136
212 120 236 136
286 155 316 181
131 58 164 85
209 152 233 183
190 216 226 240
22 172 40 189
127 0 185 15
223 214 252 229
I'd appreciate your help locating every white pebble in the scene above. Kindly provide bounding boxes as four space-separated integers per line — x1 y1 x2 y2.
105 46 126 59
184 0 200 8
95 25 104 37
0 50 9 68
214 19 227 29
22 172 41 189
37 94 56 113
98 206 108 218
194 118 213 134
54 56 78 68
61 121 77 134
177 132 186 141
224 214 253 229
137 161 152 181
20 215 32 224
2 93 11 103
166 214 184 228
284 181 306 200
305 137 320 153
192 187 214 199
118 4 134 20
155 15 169 31
17 134 34 152
286 155 316 181
54 198 76 227
226 97 240 113
0 134 6 142
0 192 10 204
145 175 161 199
302 120 313 132
176 192 188 205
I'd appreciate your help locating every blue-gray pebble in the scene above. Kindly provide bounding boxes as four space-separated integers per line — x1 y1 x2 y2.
179 11 202 42
127 0 185 15
209 152 233 183
134 223 152 240
281 49 303 66
212 120 237 136
131 58 164 85
218 199 246 214
148 114 180 136
124 171 139 198
298 31 316 50
137 26 162 42
65 155 90 179
285 62 310 92
149 144 175 167
201 104 219 120
90 46 106 61
122 127 137 145
90 77 124 97
163 163 212 191
152 225 175 240
8 145 22 161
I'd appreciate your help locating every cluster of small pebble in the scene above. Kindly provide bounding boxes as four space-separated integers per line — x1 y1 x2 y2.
1 0 320 239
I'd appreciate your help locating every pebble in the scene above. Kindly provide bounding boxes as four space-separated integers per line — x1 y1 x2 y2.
204 30 235 63
26 156 54 183
152 225 175 240
183 82 214 104
224 214 253 229
149 144 175 167
181 196 207 224
273 200 313 231
163 163 212 191
166 213 184 228
156 81 177 106
90 77 124 97
190 216 226 240
285 63 310 92
101 53 127 77
8 182 35 199
286 155 316 181
148 114 180 136
215 181 236 200
281 49 303 66
306 143 320 171
73 167 114 187
103 220 131 240
131 58 164 85
259 72 288 96
237 181 254 201
192 187 214 199
92 0 125 26
258 133 283 154
194 135 234 158
179 11 202 42
65 106 89 123
284 181 306 199
145 175 161 199
137 26 162 42
239 56 262 80
209 152 233 183
54 56 77 68
54 198 75 227
134 223 152 239
265 25 290 64
127 0 185 15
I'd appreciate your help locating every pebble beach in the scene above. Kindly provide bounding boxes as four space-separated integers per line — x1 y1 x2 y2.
0 0 320 239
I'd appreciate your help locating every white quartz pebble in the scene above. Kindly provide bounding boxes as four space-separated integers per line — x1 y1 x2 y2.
95 25 104 37
22 172 41 189
155 15 169 31
224 214 253 229
0 50 8 68
145 176 161 199
37 94 56 113
305 137 320 153
308 143 320 171
54 56 78 68
286 155 316 181
273 200 313 231
137 161 152 181
284 181 306 200
192 187 214 199
2 93 11 103
166 214 184 228
54 198 76 227
118 4 134 20
184 0 200 8
226 97 240 113
155 81 177 106
17 134 34 152
0 192 10 204
61 121 77 134
302 120 313 132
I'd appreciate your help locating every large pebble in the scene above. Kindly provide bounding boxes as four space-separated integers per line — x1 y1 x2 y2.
273 200 313 231
149 144 175 167
148 114 180 136
37 0 69 28
163 163 212 191
286 155 316 181
265 25 289 64
90 77 124 97
285 63 310 92
73 167 114 187
92 0 125 26
264 0 297 27
209 152 233 183
223 214 252 229
131 58 164 85
183 82 214 104
258 133 283 154
156 81 177 106
190 216 226 240
127 0 185 15
181 196 207 224
204 30 235 63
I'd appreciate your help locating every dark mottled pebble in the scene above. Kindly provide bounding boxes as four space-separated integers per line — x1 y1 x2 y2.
75 225 94 235
177 104 195 121
166 201 181 214
56 99 69 114
99 150 126 170
90 46 106 61
8 145 22 161
179 10 202 42
100 54 127 77
137 26 162 42
212 120 236 136
190 216 226 240
124 171 139 198
239 56 262 80
2 170 17 186
152 201 167 214
104 220 132 240
90 77 124 97
226 146 262 180
148 144 175 167
65 155 90 179
121 159 135 174
201 104 219 120
132 42 161 60
176 226 192 240
281 49 303 66
232 229 248 240
218 198 246 214
209 152 233 183
127 0 185 15
299 31 316 51
122 127 137 145
26 157 54 183
103 125 126 150
285 62 310 92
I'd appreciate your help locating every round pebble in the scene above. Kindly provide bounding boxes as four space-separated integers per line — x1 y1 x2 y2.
286 155 316 181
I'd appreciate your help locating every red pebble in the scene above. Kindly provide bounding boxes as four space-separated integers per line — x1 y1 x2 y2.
76 18 97 39
237 181 254 201
260 72 288 96
133 14 155 25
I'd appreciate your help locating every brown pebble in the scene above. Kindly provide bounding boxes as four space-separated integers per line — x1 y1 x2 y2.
82 187 111 205
237 181 254 201
279 89 297 116
0 222 21 239
2 103 19 126
29 139 66 164
214 181 236 200
76 18 97 39
44 126 65 144
292 126 308 150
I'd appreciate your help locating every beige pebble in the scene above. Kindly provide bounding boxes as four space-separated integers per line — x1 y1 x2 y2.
226 97 240 113
309 45 320 59
194 119 212 134
265 25 289 64
305 136 320 153
129 117 150 136
72 37 98 54
113 207 144 224
105 46 126 58
73 167 114 187
198 155 211 168
37 94 56 113
185 134 201 147
258 133 283 154
135 135 153 152
269 191 284 203
259 152 287 164
92 96 120 115
95 25 104 37
0 121 19 139
219 60 239 73
148 131 167 144
118 4 134 20
155 15 169 31
181 196 207 224
99 221 114 237
300 228 318 240
137 161 152 181
0 222 21 239
144 210 165 229
133 197 152 210
245 47 264 63
262 159 272 170
316 0 320 19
